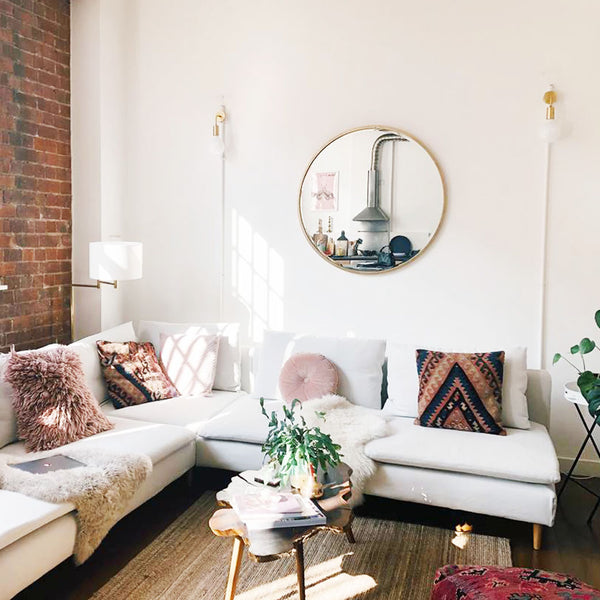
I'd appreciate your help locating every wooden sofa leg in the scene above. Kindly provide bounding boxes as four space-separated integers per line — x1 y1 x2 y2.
533 524 543 550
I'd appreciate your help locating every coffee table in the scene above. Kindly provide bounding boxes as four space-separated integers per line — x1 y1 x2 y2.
209 463 355 600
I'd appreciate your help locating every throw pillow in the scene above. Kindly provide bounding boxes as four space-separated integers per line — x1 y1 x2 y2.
96 341 179 408
69 321 138 406
415 349 506 435
4 346 114 452
0 353 17 448
385 342 530 429
278 353 339 404
136 321 241 391
253 331 386 409
159 333 220 396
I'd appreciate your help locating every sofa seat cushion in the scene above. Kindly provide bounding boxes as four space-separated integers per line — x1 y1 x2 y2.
0 490 74 552
364 417 560 485
0 416 195 465
198 395 282 444
103 391 242 433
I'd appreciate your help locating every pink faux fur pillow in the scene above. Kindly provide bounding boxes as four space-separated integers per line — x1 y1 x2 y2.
4 346 113 452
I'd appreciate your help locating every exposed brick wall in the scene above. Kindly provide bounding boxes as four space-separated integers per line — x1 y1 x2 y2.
0 0 71 351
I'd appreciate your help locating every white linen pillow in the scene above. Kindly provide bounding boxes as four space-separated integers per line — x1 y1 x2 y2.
136 321 241 392
160 333 220 397
253 331 386 409
68 321 138 406
384 342 530 429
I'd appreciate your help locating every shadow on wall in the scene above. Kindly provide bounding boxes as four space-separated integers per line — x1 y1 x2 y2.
231 208 284 343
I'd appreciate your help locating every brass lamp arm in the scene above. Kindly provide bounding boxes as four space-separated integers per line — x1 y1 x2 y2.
72 279 118 289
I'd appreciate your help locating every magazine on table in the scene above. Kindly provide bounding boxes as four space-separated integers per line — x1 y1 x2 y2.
231 491 326 530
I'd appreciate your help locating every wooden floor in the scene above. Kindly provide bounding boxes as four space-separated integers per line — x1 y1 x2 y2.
15 470 600 599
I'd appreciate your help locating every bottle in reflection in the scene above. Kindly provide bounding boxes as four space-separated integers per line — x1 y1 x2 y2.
335 231 349 257
312 219 328 253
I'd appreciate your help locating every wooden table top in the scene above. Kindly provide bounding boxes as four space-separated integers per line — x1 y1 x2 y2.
209 463 353 562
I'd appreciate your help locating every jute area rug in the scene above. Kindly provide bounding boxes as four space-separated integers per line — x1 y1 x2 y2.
92 493 511 600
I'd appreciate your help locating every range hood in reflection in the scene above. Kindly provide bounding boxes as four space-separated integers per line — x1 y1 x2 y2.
352 133 408 223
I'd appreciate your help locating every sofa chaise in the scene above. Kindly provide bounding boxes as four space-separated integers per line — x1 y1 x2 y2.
0 321 560 599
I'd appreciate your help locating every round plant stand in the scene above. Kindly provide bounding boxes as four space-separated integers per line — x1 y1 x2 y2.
559 382 600 524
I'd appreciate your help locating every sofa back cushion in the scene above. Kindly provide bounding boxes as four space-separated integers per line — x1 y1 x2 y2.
68 321 138 406
136 321 241 392
0 354 16 448
384 342 530 430
253 331 386 409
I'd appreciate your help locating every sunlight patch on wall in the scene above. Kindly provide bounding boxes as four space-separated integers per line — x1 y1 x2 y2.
231 208 284 342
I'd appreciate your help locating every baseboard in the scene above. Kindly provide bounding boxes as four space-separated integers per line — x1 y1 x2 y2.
558 456 600 478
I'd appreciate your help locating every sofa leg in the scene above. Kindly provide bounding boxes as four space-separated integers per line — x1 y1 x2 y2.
533 523 543 550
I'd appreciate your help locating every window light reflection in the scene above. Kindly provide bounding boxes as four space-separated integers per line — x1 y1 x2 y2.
231 208 284 343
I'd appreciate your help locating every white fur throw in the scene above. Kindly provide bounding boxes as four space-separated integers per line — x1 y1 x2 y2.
303 394 387 505
0 448 152 564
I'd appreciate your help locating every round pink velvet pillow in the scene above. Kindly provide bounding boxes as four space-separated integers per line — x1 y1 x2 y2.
278 353 339 404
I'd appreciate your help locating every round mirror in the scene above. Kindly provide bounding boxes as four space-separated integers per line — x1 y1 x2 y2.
299 126 445 273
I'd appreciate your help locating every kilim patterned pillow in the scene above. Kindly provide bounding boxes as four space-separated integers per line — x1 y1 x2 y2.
97 341 179 408
415 349 506 435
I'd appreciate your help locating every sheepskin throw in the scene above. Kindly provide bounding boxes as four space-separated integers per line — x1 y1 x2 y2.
302 394 387 505
4 347 113 452
0 448 152 564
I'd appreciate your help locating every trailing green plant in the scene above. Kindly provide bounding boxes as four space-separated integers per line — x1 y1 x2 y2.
259 397 342 483
553 309 600 418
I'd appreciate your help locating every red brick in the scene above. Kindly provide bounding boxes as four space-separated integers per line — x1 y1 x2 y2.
0 0 71 352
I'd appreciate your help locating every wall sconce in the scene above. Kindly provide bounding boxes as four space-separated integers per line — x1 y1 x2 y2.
73 241 143 289
539 85 562 143
210 105 226 157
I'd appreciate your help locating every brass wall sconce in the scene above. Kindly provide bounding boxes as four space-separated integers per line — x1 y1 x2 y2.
211 105 227 157
540 85 562 143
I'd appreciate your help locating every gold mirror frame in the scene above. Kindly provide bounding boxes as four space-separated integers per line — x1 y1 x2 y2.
298 125 446 274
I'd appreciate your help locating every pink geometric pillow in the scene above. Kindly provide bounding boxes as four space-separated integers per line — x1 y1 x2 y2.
4 346 113 452
159 333 220 397
278 353 338 404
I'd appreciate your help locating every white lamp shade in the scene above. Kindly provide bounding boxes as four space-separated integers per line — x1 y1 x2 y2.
210 134 225 157
89 241 143 281
539 118 563 143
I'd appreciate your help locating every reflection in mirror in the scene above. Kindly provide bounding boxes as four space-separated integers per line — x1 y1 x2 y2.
299 127 445 273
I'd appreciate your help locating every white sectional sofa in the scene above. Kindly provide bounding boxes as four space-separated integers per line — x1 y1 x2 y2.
0 321 560 599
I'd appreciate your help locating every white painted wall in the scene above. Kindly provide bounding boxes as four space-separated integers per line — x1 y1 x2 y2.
71 0 600 473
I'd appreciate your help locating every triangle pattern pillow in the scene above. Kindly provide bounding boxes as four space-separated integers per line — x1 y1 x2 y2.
415 349 506 436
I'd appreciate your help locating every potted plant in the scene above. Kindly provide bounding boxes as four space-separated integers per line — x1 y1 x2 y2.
259 397 342 497
553 309 600 418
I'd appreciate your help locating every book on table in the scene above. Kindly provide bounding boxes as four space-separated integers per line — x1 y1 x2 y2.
231 491 326 530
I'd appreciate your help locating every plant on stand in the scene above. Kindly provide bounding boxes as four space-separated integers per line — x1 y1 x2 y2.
553 309 600 419
259 397 342 498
